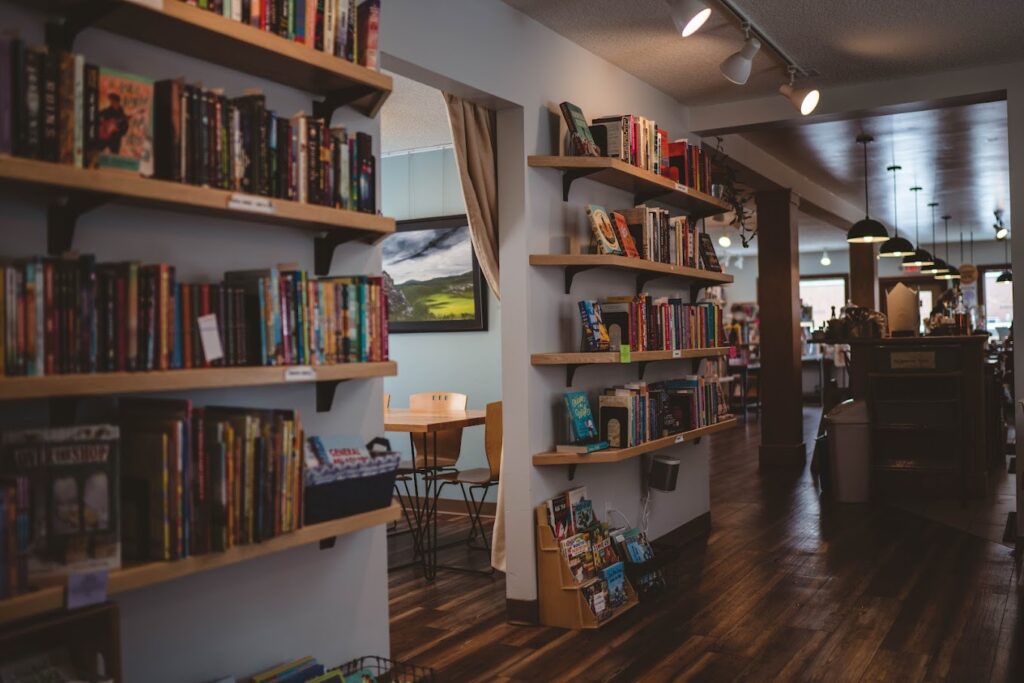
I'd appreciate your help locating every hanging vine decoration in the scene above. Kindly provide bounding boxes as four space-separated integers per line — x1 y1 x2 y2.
711 136 757 247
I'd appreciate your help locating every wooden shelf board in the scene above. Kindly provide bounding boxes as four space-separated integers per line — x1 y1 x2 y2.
533 417 739 466
527 155 730 217
531 347 730 366
529 254 733 286
0 361 397 400
29 0 392 116
0 503 401 627
0 155 395 238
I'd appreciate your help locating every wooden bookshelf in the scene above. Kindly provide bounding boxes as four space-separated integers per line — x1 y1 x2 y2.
530 254 733 294
0 361 397 403
28 0 392 117
533 417 739 467
528 156 731 217
532 347 731 386
0 503 401 628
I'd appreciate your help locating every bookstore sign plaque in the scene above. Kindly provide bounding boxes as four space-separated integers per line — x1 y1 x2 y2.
889 351 936 370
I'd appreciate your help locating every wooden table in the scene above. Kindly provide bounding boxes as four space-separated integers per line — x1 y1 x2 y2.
385 409 486 580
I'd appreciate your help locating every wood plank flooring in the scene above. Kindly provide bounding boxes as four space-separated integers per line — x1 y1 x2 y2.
388 408 1023 682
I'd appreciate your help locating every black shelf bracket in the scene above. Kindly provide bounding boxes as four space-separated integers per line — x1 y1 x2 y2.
690 283 703 301
633 190 676 206
315 379 350 412
693 437 702 445
565 364 581 387
47 193 109 255
638 361 649 380
314 233 348 276
312 84 377 122
44 3 120 52
564 265 596 294
319 536 337 550
567 464 578 481
635 272 663 294
561 169 600 202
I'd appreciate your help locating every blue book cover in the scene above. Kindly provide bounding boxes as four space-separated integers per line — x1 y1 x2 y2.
602 561 627 607
564 391 598 442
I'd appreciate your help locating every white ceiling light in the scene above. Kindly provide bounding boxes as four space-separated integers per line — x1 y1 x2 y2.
820 251 831 266
667 0 711 37
720 25 761 85
719 233 732 248
779 66 820 115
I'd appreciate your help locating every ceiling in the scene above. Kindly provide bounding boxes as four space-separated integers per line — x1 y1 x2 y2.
500 0 1024 105
380 72 451 154
707 209 851 258
739 99 1010 241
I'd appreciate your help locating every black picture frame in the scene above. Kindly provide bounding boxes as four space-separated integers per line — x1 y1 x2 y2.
383 214 489 333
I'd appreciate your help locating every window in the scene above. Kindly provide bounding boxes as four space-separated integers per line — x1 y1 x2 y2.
982 269 1013 337
799 276 848 328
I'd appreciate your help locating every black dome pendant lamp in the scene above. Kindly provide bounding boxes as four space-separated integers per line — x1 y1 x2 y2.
935 214 961 281
847 134 889 244
997 230 1012 282
879 164 915 257
921 202 950 275
901 186 934 268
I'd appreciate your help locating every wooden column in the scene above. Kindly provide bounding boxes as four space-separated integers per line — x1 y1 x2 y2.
849 241 878 310
756 189 806 466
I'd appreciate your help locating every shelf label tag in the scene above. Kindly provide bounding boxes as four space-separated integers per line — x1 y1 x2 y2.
619 345 631 363
674 434 685 444
672 350 682 358
284 366 316 382
675 183 686 192
228 193 275 214
197 314 224 363
66 569 108 610
124 0 162 8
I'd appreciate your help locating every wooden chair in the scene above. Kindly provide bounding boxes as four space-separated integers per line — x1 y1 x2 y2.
407 392 467 471
432 401 502 554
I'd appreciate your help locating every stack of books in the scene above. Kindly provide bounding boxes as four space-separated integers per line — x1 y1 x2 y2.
0 257 389 377
545 486 629 621
578 297 724 353
183 0 381 70
0 39 377 213
584 204 721 271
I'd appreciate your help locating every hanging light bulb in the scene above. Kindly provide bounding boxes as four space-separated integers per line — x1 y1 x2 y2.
921 202 949 275
718 233 732 248
779 65 819 115
901 186 934 268
720 24 761 85
847 135 889 244
935 214 961 281
879 165 914 258
666 0 712 37
820 251 831 266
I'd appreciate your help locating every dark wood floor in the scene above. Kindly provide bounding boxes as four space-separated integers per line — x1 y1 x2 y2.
388 409 1023 682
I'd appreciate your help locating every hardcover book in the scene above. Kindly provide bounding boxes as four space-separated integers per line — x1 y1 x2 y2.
546 492 572 540
612 211 640 258
581 577 610 621
566 486 588 532
592 533 619 569
572 497 596 533
559 101 600 156
560 532 595 584
586 204 624 256
98 67 154 176
602 561 628 607
698 232 722 272
563 391 599 443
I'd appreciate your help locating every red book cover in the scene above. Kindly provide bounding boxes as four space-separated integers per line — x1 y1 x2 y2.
116 272 127 371
43 261 54 375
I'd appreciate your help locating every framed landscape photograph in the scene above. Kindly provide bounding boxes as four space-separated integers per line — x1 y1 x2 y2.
382 214 489 333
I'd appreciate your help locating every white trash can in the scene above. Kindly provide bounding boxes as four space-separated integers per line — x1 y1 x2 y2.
825 400 871 503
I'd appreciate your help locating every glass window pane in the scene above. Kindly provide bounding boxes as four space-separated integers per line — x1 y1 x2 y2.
983 271 1013 337
799 278 847 328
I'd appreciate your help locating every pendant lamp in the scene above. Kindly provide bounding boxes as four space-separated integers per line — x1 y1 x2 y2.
879 165 914 257
847 134 889 244
997 230 1012 282
901 186 934 268
935 214 961 281
921 202 950 275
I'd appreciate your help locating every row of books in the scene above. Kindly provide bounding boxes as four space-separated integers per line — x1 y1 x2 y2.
0 256 388 377
0 40 376 213
579 298 725 353
585 204 720 271
559 101 714 192
181 0 381 69
0 476 29 599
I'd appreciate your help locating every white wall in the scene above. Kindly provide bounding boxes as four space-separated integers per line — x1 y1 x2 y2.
0 4 389 680
383 0 714 605
381 148 502 496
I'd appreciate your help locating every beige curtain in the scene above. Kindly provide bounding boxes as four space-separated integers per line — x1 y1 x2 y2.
490 446 507 573
443 93 500 299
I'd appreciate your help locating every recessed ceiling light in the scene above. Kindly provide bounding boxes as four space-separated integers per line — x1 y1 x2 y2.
666 0 712 37
718 234 732 248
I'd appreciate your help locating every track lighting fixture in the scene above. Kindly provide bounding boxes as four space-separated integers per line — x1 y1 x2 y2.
997 225 1012 282
820 251 831 266
879 165 914 258
667 0 711 37
720 24 761 85
994 209 1008 240
901 186 934 268
718 233 732 248
921 202 950 275
847 135 889 244
779 66 819 115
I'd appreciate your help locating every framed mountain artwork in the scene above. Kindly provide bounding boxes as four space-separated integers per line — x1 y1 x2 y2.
382 214 488 333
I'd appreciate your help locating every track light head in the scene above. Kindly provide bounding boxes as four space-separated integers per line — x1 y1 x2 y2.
720 30 761 85
779 82 819 115
667 0 711 37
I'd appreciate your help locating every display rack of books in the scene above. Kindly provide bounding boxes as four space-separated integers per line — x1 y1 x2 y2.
535 489 639 630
